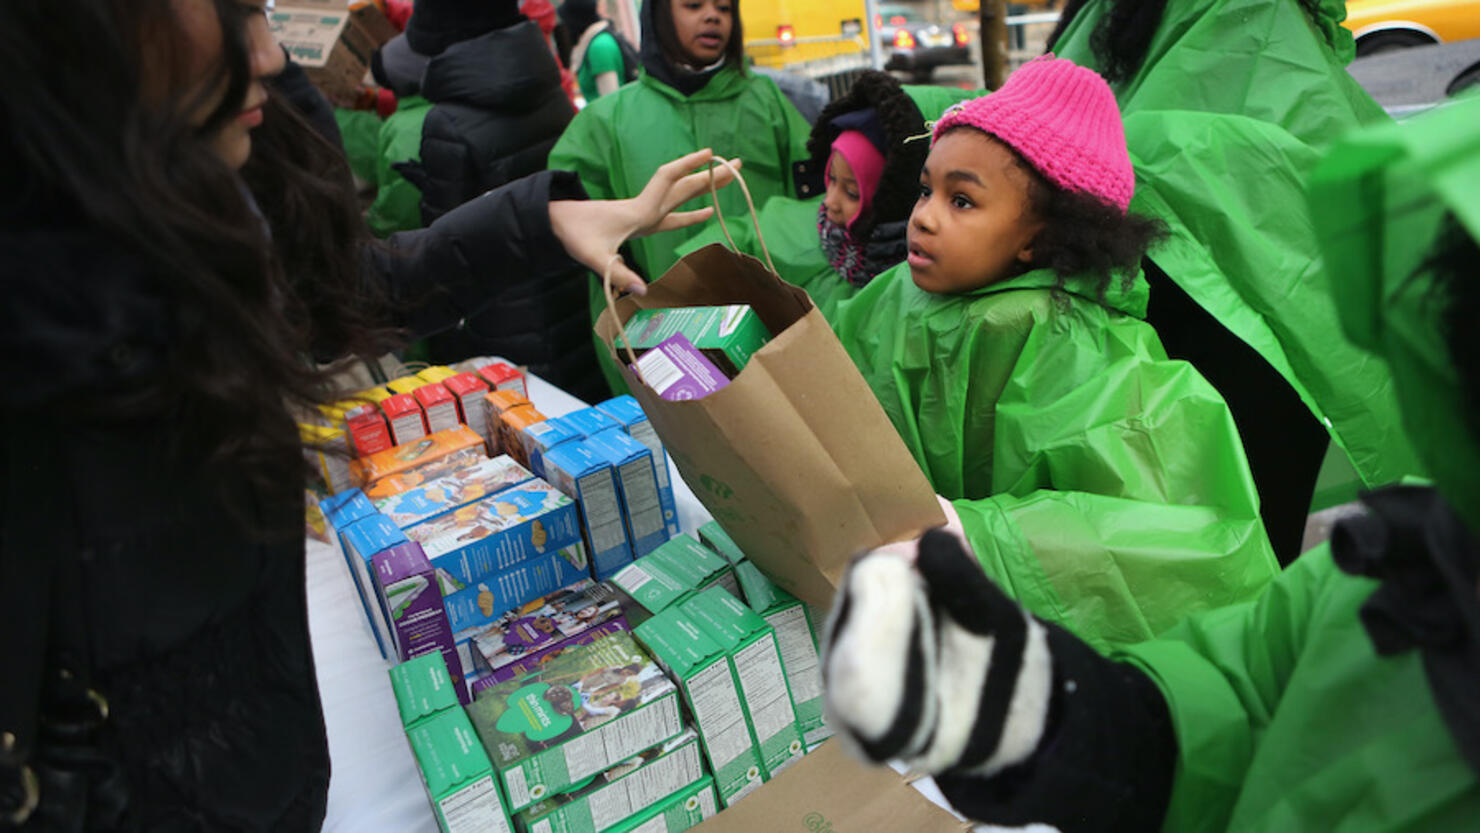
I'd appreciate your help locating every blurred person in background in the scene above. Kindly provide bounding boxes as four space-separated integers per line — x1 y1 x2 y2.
0 1 735 828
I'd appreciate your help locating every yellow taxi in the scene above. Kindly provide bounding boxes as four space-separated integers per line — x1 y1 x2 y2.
1344 0 1480 56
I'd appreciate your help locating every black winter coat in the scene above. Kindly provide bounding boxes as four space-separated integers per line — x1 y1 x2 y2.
388 21 604 401
0 171 583 832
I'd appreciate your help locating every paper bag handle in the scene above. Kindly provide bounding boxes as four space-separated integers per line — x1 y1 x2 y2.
602 153 776 392
704 156 778 277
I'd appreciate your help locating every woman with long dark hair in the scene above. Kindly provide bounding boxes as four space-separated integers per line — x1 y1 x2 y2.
0 1 734 829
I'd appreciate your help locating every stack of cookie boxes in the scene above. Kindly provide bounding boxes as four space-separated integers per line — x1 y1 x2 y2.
385 518 829 833
318 385 690 703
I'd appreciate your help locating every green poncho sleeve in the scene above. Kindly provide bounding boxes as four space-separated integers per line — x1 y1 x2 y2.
832 264 1278 649
366 96 431 238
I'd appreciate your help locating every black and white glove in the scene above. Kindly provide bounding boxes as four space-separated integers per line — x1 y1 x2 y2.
822 524 1178 832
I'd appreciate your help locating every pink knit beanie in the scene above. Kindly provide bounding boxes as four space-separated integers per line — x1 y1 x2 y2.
829 130 886 232
932 54 1134 213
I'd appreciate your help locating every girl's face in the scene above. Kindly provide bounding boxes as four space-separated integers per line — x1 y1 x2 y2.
168 0 284 169
670 0 733 66
907 129 1044 295
823 151 861 227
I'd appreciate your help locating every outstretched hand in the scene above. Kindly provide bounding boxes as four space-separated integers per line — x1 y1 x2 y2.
548 149 741 295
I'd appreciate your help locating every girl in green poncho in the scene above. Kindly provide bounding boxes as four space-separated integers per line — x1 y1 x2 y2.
831 56 1279 650
1044 0 1421 561
818 93 1480 833
674 71 976 319
547 0 811 394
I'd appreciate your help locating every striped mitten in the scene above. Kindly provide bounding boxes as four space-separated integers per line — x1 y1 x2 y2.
821 529 1178 832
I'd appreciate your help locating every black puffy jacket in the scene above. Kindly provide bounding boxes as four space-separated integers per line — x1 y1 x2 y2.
397 21 573 225
392 21 602 400
0 171 583 831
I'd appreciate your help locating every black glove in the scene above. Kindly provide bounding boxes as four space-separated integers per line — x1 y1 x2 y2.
822 529 1179 832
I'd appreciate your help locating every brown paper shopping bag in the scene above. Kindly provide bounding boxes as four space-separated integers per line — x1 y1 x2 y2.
693 741 969 833
594 164 944 606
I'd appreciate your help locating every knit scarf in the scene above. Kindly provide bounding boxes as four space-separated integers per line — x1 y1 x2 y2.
817 203 908 289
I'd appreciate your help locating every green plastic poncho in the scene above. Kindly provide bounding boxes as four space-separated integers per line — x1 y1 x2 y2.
1121 543 1479 831
547 65 811 393
831 264 1278 649
675 84 977 321
1105 94 1480 833
333 107 383 186
1052 0 1424 488
365 95 431 238
1310 95 1480 529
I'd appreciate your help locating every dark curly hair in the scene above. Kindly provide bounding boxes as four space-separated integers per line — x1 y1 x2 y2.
804 71 931 243
942 126 1166 298
1047 0 1331 84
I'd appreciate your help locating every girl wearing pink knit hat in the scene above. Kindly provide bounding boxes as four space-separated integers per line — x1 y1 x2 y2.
829 56 1278 655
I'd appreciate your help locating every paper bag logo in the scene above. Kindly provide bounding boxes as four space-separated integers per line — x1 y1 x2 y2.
802 812 836 832
699 474 733 500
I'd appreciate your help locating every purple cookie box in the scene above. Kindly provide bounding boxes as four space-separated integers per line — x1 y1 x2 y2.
372 542 469 704
471 617 631 695
632 333 729 401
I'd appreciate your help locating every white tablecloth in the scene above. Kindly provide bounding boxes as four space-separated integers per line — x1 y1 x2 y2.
309 375 1023 832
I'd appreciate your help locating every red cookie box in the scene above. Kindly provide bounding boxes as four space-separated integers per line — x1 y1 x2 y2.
413 382 461 435
381 393 427 447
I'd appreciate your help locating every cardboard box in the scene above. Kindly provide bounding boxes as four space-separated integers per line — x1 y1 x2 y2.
407 708 516 833
544 442 635 580
269 0 397 107
442 546 592 671
345 403 394 458
418 366 459 384
634 609 764 807
355 385 394 405
514 730 704 833
610 556 692 620
340 513 409 659
374 542 468 702
732 563 830 746
696 522 747 568
680 589 804 779
301 423 353 496
388 375 428 396
500 406 547 469
685 741 966 833
595 396 679 538
470 579 624 682
520 419 581 480
608 776 718 833
444 372 491 441
632 334 730 401
416 383 463 435
320 488 376 533
404 480 584 585
466 633 684 813
389 652 462 730
560 408 621 439
479 361 529 399
622 306 770 378
382 392 428 447
471 618 631 696
484 390 533 453
584 429 670 559
374 455 533 529
648 535 737 600
353 426 487 497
